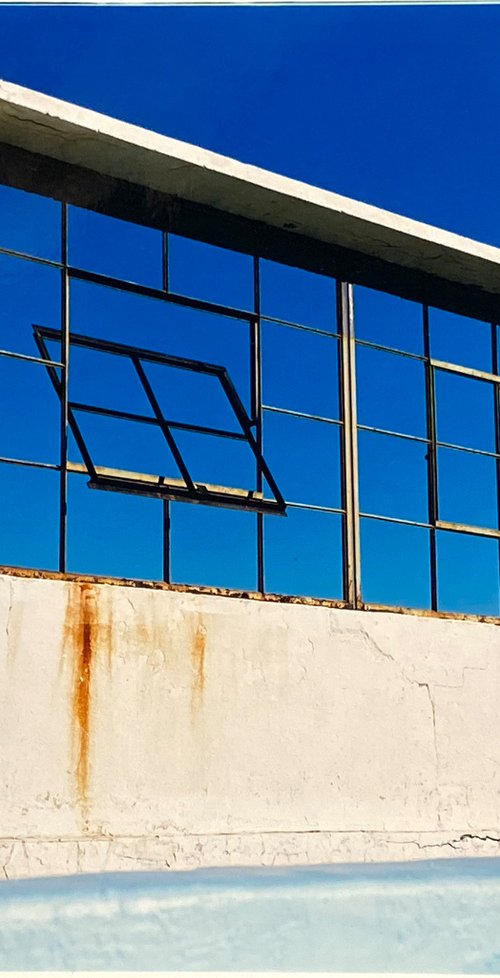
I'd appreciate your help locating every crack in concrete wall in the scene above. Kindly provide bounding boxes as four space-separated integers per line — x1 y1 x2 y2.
2 574 500 879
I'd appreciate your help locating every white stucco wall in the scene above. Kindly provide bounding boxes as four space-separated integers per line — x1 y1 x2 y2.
1 571 499 879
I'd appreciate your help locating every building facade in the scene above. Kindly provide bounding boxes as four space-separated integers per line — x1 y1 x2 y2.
0 80 499 878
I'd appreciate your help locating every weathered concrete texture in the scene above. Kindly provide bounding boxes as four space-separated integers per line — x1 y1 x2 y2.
1 572 500 879
2 831 500 882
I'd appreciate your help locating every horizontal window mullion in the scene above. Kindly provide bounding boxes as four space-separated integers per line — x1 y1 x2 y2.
71 401 248 442
0 348 63 368
284 501 345 515
360 511 432 530
357 424 429 444
354 337 426 361
68 266 254 321
263 404 342 426
436 519 500 540
261 314 339 338
431 357 500 384
436 439 500 460
0 455 60 471
0 244 63 269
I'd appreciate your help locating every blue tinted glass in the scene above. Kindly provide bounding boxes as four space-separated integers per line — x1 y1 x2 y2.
262 321 340 419
437 530 500 616
354 286 423 354
260 260 336 331
435 370 495 452
174 430 256 491
0 358 59 464
70 281 251 411
438 448 498 529
171 503 257 591
430 308 492 372
67 473 162 580
0 253 60 356
0 462 59 570
263 411 342 507
144 361 238 432
69 346 154 417
69 207 162 287
169 235 254 311
264 507 343 599
361 518 431 608
73 413 181 480
358 430 428 523
0 184 60 261
356 346 427 437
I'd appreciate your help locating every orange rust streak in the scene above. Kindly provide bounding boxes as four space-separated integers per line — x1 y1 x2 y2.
191 622 206 711
65 584 98 811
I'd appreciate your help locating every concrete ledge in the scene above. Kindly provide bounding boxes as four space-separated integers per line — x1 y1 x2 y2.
2 79 500 295
1 859 500 970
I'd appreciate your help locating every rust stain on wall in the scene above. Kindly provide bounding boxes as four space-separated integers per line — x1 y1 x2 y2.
64 583 114 814
191 619 207 714
5 600 23 672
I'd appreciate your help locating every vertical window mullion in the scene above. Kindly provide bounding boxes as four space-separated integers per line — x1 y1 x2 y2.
491 322 500 606
59 202 69 573
424 304 438 610
339 281 361 607
253 256 264 593
162 230 171 581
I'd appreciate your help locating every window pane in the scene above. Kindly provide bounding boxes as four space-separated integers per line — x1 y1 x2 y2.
356 346 427 437
174 430 256 491
263 411 342 508
169 235 254 311
437 530 499 616
73 413 182 481
0 184 60 261
262 322 340 419
69 345 154 417
0 253 60 356
67 473 162 580
70 281 251 411
260 260 336 332
144 362 239 432
0 358 59 464
438 448 498 529
171 504 257 591
264 508 343 599
358 430 428 523
69 207 162 288
0 462 59 570
435 370 496 452
361 518 431 608
354 286 423 354
430 308 492 372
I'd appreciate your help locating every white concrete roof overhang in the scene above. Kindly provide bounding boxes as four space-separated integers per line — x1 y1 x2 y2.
1 79 500 320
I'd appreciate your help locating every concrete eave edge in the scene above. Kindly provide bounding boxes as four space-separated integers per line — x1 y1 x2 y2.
1 78 500 295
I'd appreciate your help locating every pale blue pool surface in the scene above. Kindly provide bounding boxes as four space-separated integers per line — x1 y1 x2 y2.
0 858 499 971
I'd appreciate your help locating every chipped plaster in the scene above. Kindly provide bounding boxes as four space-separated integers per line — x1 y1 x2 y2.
1 571 499 878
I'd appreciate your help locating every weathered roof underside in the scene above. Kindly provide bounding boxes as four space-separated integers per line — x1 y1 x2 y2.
1 79 500 306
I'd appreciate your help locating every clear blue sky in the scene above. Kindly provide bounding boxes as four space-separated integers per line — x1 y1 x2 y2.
1 4 500 242
0 4 499 615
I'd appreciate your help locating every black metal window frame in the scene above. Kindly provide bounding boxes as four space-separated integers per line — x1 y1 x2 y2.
0 192 499 616
353 304 500 613
33 323 285 516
